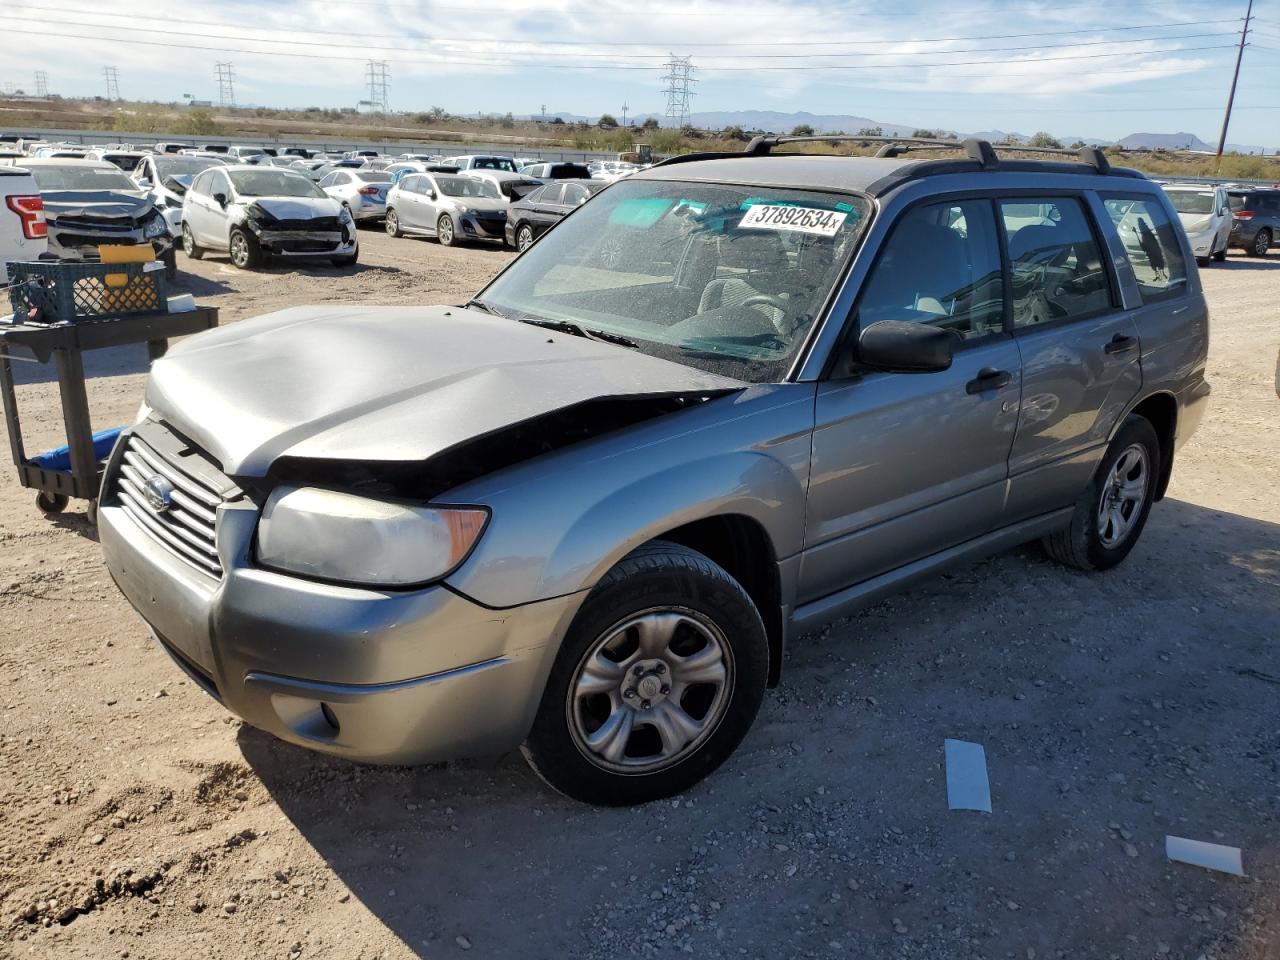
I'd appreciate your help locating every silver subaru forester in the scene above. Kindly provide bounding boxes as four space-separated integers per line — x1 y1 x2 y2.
100 139 1209 805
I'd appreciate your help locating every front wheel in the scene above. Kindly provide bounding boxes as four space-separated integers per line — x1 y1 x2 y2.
1212 243 1227 262
161 248 177 279
181 223 204 260
436 214 457 247
1250 229 1271 258
385 209 402 238
522 541 768 806
1041 415 1159 571
228 227 262 269
331 250 358 267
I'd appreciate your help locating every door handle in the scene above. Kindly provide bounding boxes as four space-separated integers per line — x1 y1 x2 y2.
1104 334 1138 354
965 367 1012 394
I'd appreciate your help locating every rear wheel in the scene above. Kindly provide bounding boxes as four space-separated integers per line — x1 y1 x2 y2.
1250 228 1271 258
437 214 457 247
516 223 535 252
1042 415 1159 571
523 541 768 806
385 209 402 238
228 228 262 269
181 223 204 260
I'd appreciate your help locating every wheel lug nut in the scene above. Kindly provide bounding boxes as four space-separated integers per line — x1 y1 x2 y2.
633 665 645 676
654 663 666 674
660 685 670 695
641 699 651 710
623 688 636 699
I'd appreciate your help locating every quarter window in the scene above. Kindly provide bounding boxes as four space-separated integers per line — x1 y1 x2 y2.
858 198 1005 340
999 197 1111 328
1101 194 1188 304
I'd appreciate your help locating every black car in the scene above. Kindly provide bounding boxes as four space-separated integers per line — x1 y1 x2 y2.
1227 189 1280 257
505 180 607 251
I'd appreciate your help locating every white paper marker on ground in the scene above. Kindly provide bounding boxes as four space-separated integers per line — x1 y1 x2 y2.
1165 836 1245 876
944 739 992 813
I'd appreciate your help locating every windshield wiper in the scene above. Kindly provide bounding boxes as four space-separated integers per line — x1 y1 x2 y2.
463 297 503 316
513 316 638 348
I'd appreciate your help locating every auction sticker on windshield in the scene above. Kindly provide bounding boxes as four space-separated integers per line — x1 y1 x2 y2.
740 204 847 236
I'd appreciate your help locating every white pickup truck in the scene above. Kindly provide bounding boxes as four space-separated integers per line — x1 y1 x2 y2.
1 166 48 279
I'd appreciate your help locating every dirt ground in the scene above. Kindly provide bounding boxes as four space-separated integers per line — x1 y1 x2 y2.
1 228 1277 960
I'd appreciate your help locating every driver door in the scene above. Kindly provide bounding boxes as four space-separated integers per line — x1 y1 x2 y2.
800 197 1021 602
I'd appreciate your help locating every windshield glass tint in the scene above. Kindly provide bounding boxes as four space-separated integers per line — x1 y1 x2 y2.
1166 191 1215 215
30 166 137 191
229 170 325 198
481 179 872 381
436 176 501 199
154 156 223 178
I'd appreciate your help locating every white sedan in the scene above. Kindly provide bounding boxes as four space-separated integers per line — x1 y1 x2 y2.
319 170 391 221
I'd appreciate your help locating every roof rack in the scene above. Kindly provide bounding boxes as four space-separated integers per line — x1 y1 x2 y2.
739 134 1112 175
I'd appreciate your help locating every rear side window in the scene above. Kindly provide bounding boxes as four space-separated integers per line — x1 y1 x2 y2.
858 198 1005 340
1102 194 1188 304
999 197 1111 328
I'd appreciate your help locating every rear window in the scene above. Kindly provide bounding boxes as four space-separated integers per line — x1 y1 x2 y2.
1102 194 1188 305
355 172 391 183
29 166 137 191
1165 191 1215 216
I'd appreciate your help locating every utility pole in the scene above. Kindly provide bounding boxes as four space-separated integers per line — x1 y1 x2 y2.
661 55 696 129
214 62 236 108
102 66 120 101
364 60 390 114
34 71 48 98
1215 0 1253 163
621 102 629 127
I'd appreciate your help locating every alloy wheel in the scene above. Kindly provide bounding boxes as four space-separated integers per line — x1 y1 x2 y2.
438 217 454 245
1096 444 1149 548
517 225 533 251
566 607 733 774
1255 230 1271 257
229 232 249 267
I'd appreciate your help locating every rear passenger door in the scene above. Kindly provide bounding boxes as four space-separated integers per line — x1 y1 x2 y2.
801 198 1021 601
999 195 1142 521
532 183 566 235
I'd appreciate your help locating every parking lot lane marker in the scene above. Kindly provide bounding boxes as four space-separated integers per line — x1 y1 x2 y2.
944 739 992 813
1165 836 1245 876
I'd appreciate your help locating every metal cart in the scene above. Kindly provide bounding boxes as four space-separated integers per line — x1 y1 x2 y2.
0 307 219 523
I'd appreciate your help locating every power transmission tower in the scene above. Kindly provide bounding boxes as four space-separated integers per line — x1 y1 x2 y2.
1215 0 1254 163
364 60 390 114
214 62 236 108
103 66 120 101
34 71 48 98
661 55 696 129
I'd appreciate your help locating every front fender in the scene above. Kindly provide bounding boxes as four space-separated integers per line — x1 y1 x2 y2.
445 384 816 609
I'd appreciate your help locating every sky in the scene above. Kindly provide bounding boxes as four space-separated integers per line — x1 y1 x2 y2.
3 0 1277 147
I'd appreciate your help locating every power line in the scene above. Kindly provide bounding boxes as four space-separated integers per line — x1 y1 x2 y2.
365 60 390 113
102 65 119 100
0 24 1239 72
2 5 1245 48
214 61 235 107
662 55 695 128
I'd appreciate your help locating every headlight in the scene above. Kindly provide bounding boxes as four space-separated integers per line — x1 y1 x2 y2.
134 401 153 424
256 486 488 587
143 214 167 238
456 205 469 214
338 205 354 224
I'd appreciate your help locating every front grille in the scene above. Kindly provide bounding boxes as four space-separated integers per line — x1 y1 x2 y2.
270 238 341 253
267 216 342 231
116 434 224 578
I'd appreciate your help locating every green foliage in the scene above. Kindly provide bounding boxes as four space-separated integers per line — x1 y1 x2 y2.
856 126 883 137
649 128 685 154
723 126 749 142
1028 131 1062 148
641 117 660 130
598 113 618 128
791 123 815 136
174 108 220 136
912 128 940 138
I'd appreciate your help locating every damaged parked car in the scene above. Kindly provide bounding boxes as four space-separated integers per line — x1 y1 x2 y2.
100 140 1208 805
180 165 358 269
132 153 228 242
7 158 174 276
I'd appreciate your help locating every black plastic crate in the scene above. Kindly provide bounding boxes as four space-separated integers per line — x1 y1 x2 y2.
6 260 167 324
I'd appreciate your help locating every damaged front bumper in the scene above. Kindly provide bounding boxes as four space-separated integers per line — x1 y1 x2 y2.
246 221 357 259
97 424 581 764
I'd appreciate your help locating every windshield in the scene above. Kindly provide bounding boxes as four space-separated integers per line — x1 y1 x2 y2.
479 179 872 381
229 169 326 198
355 171 391 183
472 157 517 172
30 165 138 191
1166 190 1215 215
436 175 502 199
154 156 223 178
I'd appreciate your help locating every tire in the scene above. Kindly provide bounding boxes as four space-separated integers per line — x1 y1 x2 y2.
228 227 262 269
522 541 769 806
331 250 358 267
436 214 457 247
385 208 402 238
35 490 68 516
181 223 204 260
1196 257 1209 268
1041 415 1160 571
1249 229 1271 258
1212 243 1227 263
515 223 535 252
86 499 98 527
161 248 177 279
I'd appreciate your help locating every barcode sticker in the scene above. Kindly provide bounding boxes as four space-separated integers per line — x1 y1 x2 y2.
740 204 847 236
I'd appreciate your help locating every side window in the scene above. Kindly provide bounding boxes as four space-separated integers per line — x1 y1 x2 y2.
562 183 588 206
857 198 1005 340
541 184 566 205
999 196 1111 328
400 175 419 193
1101 194 1188 304
189 171 210 196
209 171 231 198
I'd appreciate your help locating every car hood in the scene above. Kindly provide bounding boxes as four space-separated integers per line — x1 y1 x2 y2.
42 190 153 219
238 196 340 219
146 305 742 476
1174 210 1214 229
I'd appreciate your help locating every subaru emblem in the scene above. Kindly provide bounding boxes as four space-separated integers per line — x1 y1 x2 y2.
143 475 174 514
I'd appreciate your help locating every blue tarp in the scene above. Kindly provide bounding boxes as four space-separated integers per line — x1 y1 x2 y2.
29 427 123 471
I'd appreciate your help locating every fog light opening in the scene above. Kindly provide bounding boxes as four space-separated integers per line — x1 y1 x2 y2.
320 702 340 733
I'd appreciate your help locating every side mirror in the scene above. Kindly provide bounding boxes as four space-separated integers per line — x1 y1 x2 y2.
427 190 437 200
857 320 955 373
213 192 228 208
136 177 152 188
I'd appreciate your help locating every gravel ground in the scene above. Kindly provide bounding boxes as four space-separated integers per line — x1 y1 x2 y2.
0 227 1277 960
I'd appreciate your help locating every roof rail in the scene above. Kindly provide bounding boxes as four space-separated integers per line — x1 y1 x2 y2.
739 133 1113 175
